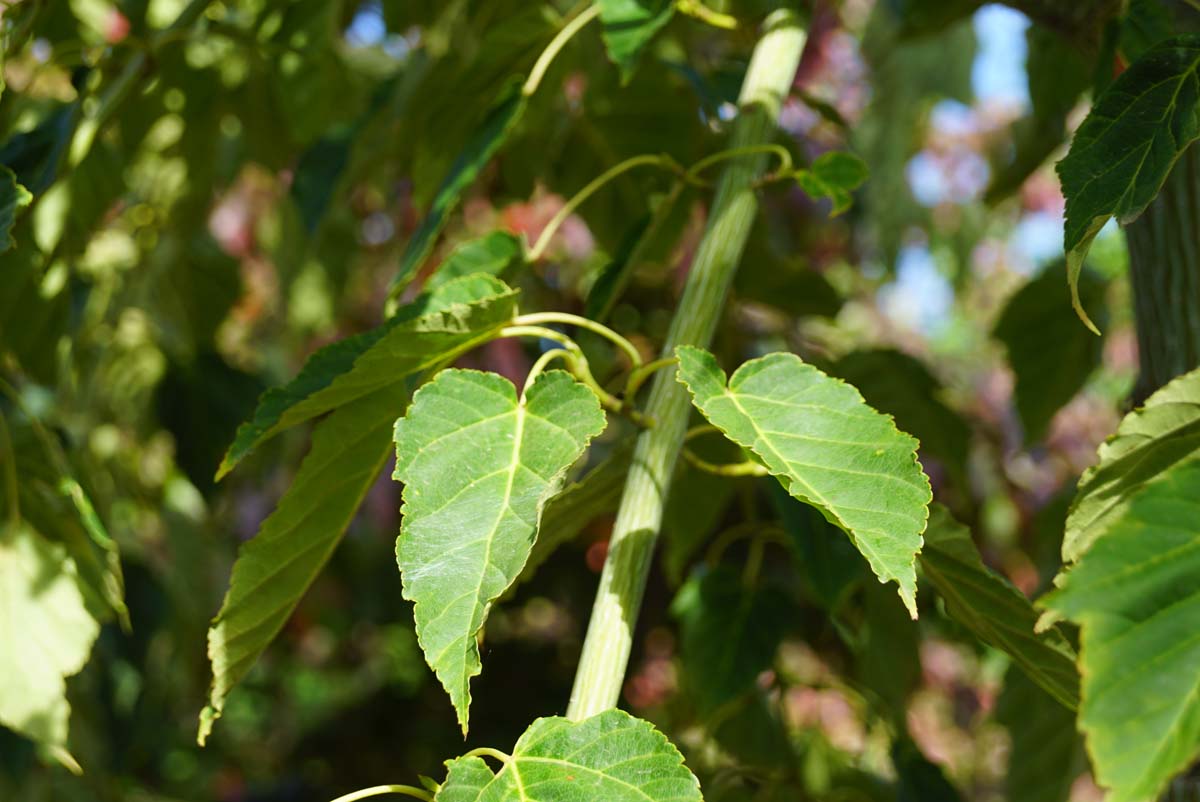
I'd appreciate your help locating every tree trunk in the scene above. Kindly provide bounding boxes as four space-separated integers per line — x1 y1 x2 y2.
1124 145 1200 405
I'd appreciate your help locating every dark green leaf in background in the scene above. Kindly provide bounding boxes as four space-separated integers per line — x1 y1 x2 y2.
391 81 528 296
672 565 794 715
996 665 1084 802
218 274 518 478
597 0 675 83
1057 35 1200 331
994 265 1108 444
919 506 1080 709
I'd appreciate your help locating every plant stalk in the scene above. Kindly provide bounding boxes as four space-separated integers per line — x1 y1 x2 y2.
566 8 807 719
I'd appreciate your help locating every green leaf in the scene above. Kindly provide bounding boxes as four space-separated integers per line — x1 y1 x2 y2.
513 442 633 592
0 524 99 771
394 369 606 733
598 0 675 83
671 565 793 715
859 578 920 721
770 484 866 611
426 231 526 292
435 709 703 801
828 349 970 486
1057 35 1200 332
893 739 964 802
794 151 869 216
0 166 32 253
218 274 518 478
919 505 1079 709
675 346 931 617
1061 367 1200 564
996 665 1084 802
391 81 528 296
993 265 1108 443
1042 456 1200 802
199 385 406 745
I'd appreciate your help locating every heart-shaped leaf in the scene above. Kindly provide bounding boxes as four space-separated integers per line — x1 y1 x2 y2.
395 369 606 732
436 709 703 802
676 346 931 617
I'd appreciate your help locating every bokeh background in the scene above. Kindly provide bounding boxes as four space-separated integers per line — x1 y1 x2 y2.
0 1 1137 800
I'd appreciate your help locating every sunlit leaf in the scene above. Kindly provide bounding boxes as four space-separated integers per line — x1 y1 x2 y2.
0 166 32 253
828 349 970 485
1057 35 1200 332
218 274 518 478
1042 456 1200 802
391 81 527 296
1061 367 1200 564
199 385 406 744
994 265 1107 444
426 231 525 292
676 346 931 616
598 0 675 83
920 506 1079 709
436 709 703 801
394 369 606 733
0 524 99 771
671 565 793 715
512 442 633 593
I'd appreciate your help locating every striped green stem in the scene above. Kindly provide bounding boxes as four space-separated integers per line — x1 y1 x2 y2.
566 8 808 719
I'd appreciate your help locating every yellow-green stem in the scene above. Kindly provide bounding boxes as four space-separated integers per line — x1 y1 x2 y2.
566 8 807 719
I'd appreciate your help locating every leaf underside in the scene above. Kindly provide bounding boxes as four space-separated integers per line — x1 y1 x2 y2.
435 709 703 802
394 369 606 733
675 346 931 616
200 385 405 744
919 505 1080 710
218 273 518 478
392 81 528 294
1043 457 1200 802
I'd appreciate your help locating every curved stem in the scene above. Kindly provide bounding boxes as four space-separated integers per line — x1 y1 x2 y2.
527 154 685 262
704 524 789 567
680 448 768 477
513 312 643 368
496 324 577 351
523 348 575 395
463 747 513 765
496 325 626 415
685 144 793 184
328 785 433 802
523 4 601 96
624 357 679 400
676 0 738 29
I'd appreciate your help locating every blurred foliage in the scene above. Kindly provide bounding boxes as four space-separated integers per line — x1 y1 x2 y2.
2 0 1188 800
